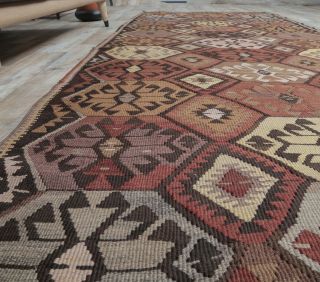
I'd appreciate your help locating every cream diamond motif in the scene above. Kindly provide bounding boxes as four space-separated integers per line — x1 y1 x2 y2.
99 138 123 158
299 49 320 60
183 57 201 63
192 20 230 27
274 46 294 52
126 65 142 73
106 46 181 60
194 38 268 49
202 108 226 121
119 93 136 103
193 154 278 222
209 63 315 83
181 74 223 89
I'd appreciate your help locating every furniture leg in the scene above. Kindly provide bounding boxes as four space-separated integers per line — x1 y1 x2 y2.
75 4 101 22
97 1 109 27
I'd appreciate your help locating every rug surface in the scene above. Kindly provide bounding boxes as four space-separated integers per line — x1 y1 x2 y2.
1 12 320 281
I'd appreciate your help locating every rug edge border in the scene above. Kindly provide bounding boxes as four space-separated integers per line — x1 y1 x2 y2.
0 11 144 157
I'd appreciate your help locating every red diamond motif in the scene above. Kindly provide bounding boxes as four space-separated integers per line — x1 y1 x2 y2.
218 169 252 198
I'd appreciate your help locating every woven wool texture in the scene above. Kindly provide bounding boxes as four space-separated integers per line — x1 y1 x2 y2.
1 12 320 281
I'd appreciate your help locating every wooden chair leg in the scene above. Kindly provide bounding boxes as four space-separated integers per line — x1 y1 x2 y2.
97 1 109 27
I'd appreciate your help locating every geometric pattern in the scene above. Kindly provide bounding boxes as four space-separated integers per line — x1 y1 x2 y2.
166 144 307 244
218 82 320 117
166 53 220 69
105 46 181 60
283 55 320 72
299 49 320 60
192 20 231 27
194 38 270 49
166 95 262 141
209 62 316 83
63 80 195 116
86 59 187 81
1 12 320 281
181 73 223 89
238 118 320 181
25 116 207 190
228 244 317 281
192 153 278 221
279 182 320 274
168 70 237 95
196 47 287 63
0 191 234 281
311 74 320 88
175 43 201 51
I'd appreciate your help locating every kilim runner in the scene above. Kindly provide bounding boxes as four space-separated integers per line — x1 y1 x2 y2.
1 12 320 281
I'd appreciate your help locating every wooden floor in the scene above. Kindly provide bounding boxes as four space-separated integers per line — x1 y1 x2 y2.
0 2 320 142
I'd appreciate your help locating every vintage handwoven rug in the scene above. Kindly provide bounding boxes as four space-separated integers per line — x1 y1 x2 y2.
1 12 320 281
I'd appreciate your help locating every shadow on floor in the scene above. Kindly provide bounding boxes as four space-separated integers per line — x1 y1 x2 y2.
0 28 73 64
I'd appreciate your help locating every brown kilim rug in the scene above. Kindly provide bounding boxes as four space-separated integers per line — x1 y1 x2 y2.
1 12 320 281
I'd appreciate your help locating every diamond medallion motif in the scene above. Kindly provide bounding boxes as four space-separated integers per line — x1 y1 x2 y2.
106 46 181 60
63 80 195 116
209 62 316 83
166 95 262 141
193 153 278 222
181 73 223 89
167 145 307 243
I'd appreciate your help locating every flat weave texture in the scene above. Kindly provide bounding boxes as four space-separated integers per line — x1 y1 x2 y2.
1 12 320 281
